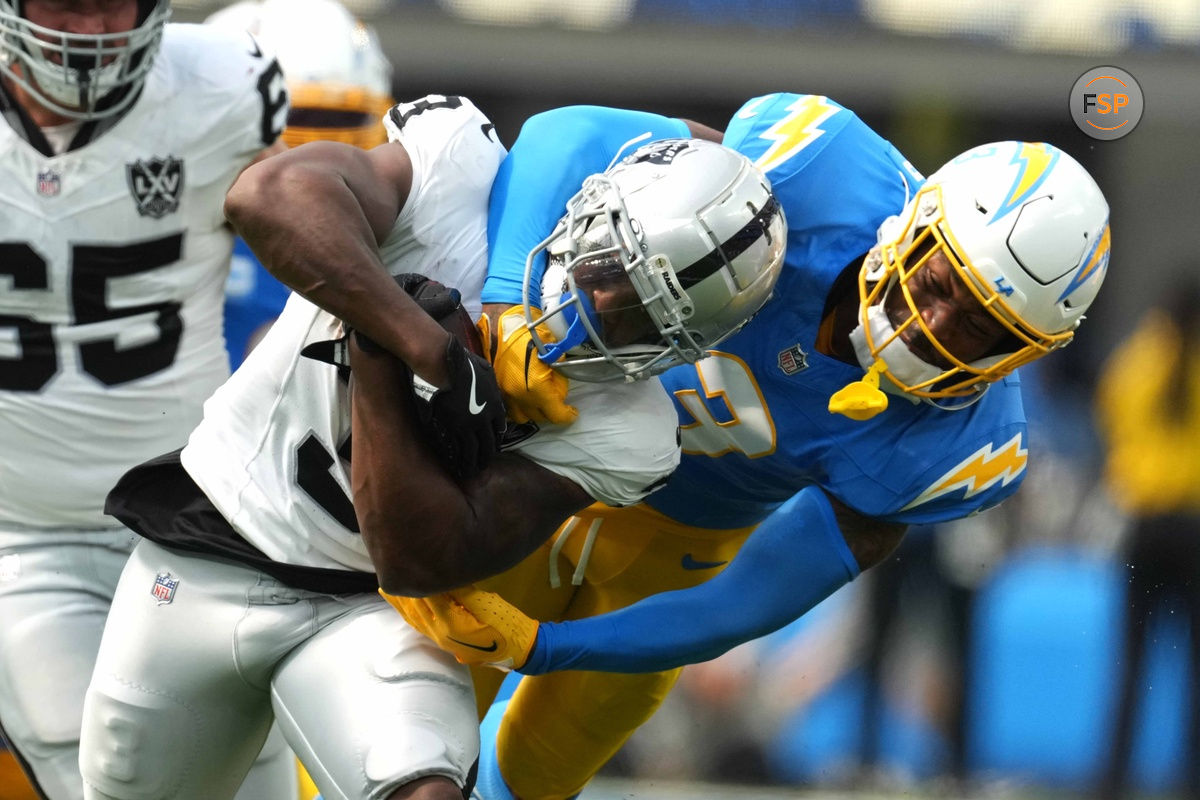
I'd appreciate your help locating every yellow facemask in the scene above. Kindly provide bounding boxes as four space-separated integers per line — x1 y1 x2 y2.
855 184 1075 401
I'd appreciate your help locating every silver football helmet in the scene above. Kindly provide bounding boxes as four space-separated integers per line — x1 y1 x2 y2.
525 138 787 382
852 140 1111 403
0 0 170 120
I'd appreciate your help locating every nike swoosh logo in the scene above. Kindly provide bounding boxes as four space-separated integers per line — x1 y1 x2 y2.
681 554 727 570
523 340 536 390
448 636 499 653
467 359 487 415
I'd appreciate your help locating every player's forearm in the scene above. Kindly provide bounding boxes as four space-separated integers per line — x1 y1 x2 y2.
349 342 572 594
521 486 860 674
452 456 594 585
349 342 480 595
482 113 577 305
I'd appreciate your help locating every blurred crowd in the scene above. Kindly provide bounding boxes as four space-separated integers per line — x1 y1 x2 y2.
171 0 1200 52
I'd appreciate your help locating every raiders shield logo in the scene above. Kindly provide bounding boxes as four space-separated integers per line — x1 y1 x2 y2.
127 156 184 218
624 139 691 167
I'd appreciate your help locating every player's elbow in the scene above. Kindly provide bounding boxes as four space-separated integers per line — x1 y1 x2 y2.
224 153 324 244
224 155 281 231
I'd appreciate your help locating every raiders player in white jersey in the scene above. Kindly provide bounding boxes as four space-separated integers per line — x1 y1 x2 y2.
0 1 295 798
77 95 785 799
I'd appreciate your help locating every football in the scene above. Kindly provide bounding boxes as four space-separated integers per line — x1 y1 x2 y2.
400 273 485 358
438 300 485 359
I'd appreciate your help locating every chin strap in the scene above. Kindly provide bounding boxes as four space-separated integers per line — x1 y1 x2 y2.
536 290 600 365
828 359 889 421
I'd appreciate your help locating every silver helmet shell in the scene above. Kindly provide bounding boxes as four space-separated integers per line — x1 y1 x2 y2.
526 138 787 382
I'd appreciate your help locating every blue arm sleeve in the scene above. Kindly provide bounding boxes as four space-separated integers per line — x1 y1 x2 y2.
519 486 862 674
482 106 691 306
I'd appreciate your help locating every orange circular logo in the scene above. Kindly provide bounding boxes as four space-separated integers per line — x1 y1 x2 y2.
1070 66 1143 141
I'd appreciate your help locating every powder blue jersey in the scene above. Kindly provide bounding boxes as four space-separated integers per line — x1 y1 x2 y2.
486 94 1029 532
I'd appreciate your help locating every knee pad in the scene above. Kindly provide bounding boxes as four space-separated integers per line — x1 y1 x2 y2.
80 680 196 800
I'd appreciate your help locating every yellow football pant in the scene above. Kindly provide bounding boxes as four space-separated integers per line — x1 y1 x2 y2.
471 502 755 800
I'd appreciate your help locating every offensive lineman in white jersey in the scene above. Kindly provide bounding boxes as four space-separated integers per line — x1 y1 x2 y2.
77 95 786 799
0 1 295 798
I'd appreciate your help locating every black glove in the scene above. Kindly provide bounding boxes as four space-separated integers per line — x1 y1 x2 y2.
348 274 462 354
410 334 506 481
393 274 506 479
301 272 505 479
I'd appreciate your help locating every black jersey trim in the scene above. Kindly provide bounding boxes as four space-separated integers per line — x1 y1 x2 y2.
105 450 378 595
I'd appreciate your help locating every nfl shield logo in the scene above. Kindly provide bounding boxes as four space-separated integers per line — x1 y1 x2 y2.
126 156 184 218
778 344 809 375
151 572 179 605
36 170 61 197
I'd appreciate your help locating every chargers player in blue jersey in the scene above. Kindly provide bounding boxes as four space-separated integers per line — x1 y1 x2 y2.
389 93 1112 800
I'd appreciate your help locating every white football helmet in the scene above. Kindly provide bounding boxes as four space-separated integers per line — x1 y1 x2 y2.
852 141 1111 403
0 0 170 120
206 0 393 149
526 138 787 382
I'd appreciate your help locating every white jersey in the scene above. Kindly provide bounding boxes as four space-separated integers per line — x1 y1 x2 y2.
182 96 680 574
0 24 287 530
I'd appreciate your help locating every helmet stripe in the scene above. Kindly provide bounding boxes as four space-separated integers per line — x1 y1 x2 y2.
1057 222 1111 302
677 195 781 288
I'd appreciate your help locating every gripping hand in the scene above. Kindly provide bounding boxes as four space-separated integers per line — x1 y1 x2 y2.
479 305 578 425
383 586 539 671
410 337 506 480
393 274 506 480
303 273 507 479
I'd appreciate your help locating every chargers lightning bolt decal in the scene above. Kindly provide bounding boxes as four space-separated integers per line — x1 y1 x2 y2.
754 95 840 174
990 142 1059 223
1057 221 1111 302
901 433 1028 511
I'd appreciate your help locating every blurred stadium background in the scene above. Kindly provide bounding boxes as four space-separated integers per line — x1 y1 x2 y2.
178 2 1200 797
